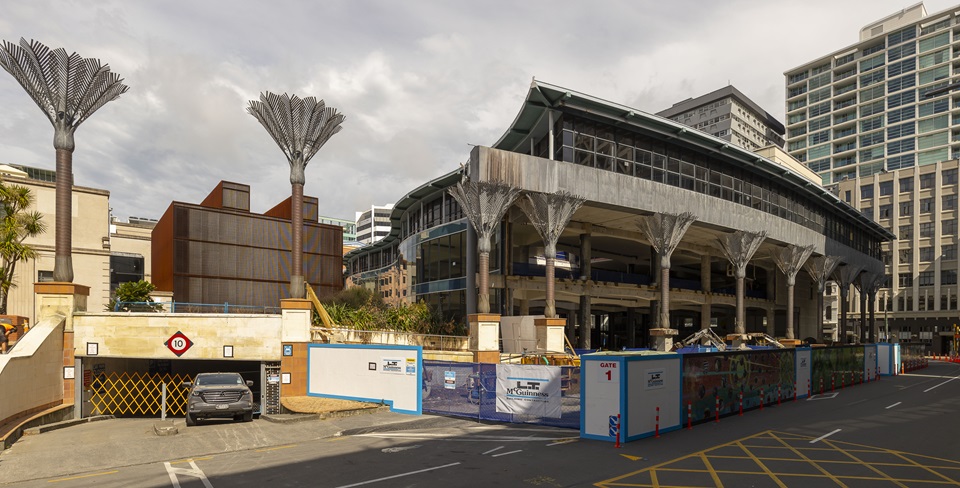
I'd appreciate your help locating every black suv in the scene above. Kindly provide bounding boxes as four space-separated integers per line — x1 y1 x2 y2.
183 372 255 426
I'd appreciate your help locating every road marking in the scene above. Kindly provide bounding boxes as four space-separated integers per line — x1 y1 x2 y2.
886 402 902 409
482 446 504 455
355 433 563 442
382 445 421 453
48 470 118 483
255 444 296 452
492 450 523 457
334 462 461 488
809 429 841 444
620 454 643 461
164 461 213 488
169 456 213 465
923 374 960 393
806 392 838 400
546 438 578 446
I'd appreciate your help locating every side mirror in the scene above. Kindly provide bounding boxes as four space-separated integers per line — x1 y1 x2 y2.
182 381 192 388
245 380 254 387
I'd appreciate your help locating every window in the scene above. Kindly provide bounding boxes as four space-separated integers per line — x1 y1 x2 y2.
943 244 957 259
920 246 935 261
920 222 935 237
918 99 948 117
879 204 893 219
861 116 883 132
808 115 832 131
919 48 948 68
944 219 958 235
880 180 894 196
944 168 958 184
944 194 958 210
860 54 884 72
919 32 950 53
920 173 936 189
887 57 916 77
836 53 855 66
862 207 873 220
860 147 884 161
900 249 914 264
860 131 884 147
900 176 913 193
809 87 831 103
918 115 948 134
860 70 885 87
861 101 885 118
900 224 913 239
38 270 53 282
809 101 830 117
918 147 948 166
887 122 915 139
920 197 934 213
864 43 885 56
920 18 951 36
918 271 934 286
900 201 913 215
918 132 948 150
888 154 915 170
887 26 916 46
860 84 885 102
887 89 915 108
919 65 949 85
887 138 916 155
809 130 830 145
943 270 958 285
887 74 916 93
887 106 915 124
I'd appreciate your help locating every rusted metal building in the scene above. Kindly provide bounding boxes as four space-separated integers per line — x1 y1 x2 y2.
152 181 343 308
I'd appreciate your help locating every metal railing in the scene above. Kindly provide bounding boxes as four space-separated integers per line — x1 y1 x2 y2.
113 301 281 314
311 327 469 351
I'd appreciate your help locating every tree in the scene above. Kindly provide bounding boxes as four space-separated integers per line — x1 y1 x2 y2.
0 38 129 283
107 280 163 312
247 92 344 299
0 182 46 314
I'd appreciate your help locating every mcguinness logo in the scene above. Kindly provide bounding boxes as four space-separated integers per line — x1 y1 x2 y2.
507 380 548 397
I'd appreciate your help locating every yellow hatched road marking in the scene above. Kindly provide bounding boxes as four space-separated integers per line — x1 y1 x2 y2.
734 440 788 488
766 432 847 488
699 452 722 488
822 438 909 488
48 470 118 483
889 451 960 486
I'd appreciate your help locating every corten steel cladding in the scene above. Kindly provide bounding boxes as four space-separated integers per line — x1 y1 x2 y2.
681 349 796 423
0 38 129 282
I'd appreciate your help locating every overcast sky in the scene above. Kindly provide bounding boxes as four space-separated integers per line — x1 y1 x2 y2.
0 1 951 223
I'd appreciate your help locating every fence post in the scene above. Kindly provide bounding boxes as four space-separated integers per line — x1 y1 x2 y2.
161 382 167 421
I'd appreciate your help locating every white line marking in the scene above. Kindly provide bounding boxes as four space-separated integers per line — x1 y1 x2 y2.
809 429 841 444
885 402 902 409
334 462 461 488
923 374 960 393
164 461 214 488
492 450 523 457
356 433 563 442
482 446 504 455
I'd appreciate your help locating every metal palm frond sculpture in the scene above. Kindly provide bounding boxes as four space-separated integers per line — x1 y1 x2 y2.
517 191 585 318
248 92 344 299
447 180 521 314
0 38 128 282
772 244 814 340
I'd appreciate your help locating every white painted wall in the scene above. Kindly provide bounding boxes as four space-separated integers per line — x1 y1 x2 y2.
626 356 681 439
581 355 622 440
307 344 421 414
0 316 64 423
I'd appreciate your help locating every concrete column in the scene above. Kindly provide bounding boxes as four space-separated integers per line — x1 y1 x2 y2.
805 256 841 343
627 307 638 348
519 299 530 316
700 255 711 293
35 282 90 419
835 264 864 344
773 245 814 340
579 294 592 349
636 212 697 336
717 231 766 335
766 307 775 337
580 229 592 280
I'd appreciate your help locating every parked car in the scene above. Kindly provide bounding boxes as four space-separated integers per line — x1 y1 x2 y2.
182 372 255 426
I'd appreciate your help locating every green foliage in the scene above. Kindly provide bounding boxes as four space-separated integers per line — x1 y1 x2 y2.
0 182 46 314
318 287 464 335
108 280 164 312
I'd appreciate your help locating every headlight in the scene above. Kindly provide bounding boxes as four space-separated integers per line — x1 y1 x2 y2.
191 391 201 397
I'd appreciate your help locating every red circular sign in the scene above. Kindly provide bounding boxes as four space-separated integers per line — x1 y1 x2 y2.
165 331 193 357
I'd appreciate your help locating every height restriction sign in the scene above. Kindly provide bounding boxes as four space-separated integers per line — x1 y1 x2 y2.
165 331 193 357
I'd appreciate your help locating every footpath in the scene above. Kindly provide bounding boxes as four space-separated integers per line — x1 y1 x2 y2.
0 399 460 484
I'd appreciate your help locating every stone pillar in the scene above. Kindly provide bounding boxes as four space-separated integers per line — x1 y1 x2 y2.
717 230 766 336
35 282 89 418
469 313 501 363
578 294 592 349
773 245 814 340
535 317 566 353
650 328 678 352
280 299 312 397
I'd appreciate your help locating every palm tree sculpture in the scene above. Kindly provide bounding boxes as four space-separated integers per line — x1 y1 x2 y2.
0 38 128 282
248 92 344 299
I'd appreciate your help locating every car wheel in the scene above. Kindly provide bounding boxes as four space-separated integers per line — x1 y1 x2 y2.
243 412 253 422
185 412 196 427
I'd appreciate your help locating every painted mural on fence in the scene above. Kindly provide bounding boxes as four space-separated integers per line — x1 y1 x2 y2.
810 346 865 393
682 349 795 422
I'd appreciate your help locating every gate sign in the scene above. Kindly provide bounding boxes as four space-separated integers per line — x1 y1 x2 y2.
165 331 193 357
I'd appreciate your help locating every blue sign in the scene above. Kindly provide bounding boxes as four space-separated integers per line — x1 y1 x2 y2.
283 344 293 356
609 415 619 437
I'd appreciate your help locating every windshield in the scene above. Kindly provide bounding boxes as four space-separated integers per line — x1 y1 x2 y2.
195 373 244 386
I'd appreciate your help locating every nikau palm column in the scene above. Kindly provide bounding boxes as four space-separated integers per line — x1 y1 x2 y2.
637 212 696 330
772 244 814 340
717 230 766 335
835 264 863 343
517 191 585 319
447 180 521 314
248 92 344 299
805 255 840 343
854 271 881 343
0 38 128 282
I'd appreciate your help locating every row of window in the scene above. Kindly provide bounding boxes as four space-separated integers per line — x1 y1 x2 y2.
861 169 957 198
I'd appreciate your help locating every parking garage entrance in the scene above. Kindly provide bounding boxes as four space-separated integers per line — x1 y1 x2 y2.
79 357 272 418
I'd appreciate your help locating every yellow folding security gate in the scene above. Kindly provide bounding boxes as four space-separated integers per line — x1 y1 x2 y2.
89 371 191 416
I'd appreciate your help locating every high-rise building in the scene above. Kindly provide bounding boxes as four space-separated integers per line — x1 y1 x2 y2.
318 215 358 243
657 86 786 151
355 204 394 245
784 2 960 352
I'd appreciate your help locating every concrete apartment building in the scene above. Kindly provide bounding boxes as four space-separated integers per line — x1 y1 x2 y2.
784 2 960 352
657 86 787 151
355 204 394 245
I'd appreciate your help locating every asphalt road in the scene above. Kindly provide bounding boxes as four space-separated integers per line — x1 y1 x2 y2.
4 360 960 487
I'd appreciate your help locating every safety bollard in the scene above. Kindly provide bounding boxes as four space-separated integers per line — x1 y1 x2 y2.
807 378 811 398
777 384 781 406
794 382 797 402
841 372 845 390
687 402 692 430
859 371 863 385
739 392 743 416
820 377 824 395
759 389 764 411
655 406 660 438
615 414 621 448
715 396 720 423
831 374 835 393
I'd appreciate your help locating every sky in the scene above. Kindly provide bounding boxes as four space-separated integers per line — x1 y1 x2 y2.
0 0 952 223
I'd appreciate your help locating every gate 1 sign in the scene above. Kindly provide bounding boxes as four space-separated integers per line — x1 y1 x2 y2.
598 361 618 383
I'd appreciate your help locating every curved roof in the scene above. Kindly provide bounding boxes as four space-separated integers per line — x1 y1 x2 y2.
492 79 894 242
